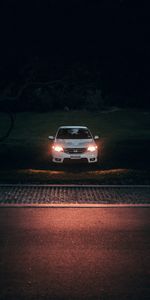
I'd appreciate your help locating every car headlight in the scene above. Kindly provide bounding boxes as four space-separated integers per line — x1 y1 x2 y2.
87 145 97 152
52 145 63 152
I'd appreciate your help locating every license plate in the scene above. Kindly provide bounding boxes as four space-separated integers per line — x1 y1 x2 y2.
70 155 81 159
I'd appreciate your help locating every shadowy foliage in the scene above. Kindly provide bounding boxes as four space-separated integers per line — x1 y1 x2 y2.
0 57 150 112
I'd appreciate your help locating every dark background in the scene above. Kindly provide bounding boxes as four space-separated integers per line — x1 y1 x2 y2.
0 0 150 111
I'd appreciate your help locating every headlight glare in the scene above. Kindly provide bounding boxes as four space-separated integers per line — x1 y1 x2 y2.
87 145 97 152
52 145 63 152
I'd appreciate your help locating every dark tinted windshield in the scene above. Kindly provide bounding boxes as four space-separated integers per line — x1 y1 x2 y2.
57 128 92 139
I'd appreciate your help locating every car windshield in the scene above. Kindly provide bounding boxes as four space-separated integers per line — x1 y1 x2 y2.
56 128 92 139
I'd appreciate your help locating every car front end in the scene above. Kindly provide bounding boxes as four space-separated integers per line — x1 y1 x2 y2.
50 126 99 164
52 140 98 163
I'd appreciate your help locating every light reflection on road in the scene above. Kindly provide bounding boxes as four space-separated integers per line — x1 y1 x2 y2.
0 208 149 300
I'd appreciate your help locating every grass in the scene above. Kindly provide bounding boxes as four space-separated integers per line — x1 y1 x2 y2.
0 109 150 183
0 168 149 184
1 109 150 141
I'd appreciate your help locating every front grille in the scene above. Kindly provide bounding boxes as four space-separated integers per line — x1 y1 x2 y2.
64 148 86 154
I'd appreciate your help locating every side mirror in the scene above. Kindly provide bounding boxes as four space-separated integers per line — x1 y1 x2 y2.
48 136 54 140
94 135 99 140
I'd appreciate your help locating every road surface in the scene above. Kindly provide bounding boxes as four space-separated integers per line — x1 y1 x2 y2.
0 207 150 300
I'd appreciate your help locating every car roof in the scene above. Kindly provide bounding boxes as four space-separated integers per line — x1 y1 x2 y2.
58 126 88 129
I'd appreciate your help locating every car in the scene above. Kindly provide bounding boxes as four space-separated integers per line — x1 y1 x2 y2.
48 126 99 163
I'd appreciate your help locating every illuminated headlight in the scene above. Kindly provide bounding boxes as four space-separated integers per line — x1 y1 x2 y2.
87 145 97 152
52 145 63 152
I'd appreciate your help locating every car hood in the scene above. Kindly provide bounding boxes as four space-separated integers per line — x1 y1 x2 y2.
55 139 94 147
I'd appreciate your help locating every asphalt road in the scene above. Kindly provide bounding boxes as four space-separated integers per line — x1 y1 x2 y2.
0 208 150 300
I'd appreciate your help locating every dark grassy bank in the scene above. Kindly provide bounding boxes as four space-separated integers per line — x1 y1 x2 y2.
0 109 150 183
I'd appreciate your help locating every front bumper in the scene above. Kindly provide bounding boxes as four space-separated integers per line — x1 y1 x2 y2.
52 150 98 163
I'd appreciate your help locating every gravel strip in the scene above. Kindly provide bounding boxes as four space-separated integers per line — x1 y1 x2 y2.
0 185 150 205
